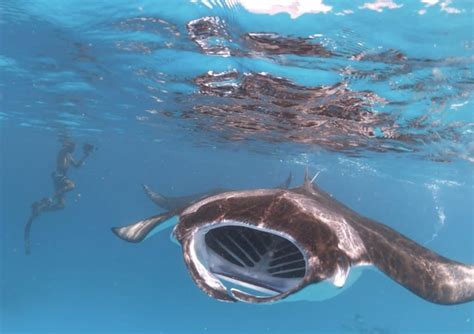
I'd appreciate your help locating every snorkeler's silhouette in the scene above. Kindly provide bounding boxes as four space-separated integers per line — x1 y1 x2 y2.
24 140 94 255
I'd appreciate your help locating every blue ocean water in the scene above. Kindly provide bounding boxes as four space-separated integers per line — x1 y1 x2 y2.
1 0 473 333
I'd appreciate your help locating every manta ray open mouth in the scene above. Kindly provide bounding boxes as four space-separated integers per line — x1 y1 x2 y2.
193 223 307 297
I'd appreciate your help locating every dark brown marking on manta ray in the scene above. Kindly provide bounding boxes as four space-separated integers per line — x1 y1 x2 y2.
112 173 474 305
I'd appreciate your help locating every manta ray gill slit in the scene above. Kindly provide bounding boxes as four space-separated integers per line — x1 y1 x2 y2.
191 222 307 297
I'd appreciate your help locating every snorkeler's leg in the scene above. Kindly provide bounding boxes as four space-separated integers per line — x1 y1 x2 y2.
48 178 75 211
49 196 66 210
53 177 75 197
62 178 75 194
25 198 53 255
24 215 34 255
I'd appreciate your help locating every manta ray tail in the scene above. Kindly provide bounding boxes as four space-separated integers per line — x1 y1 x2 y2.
112 211 178 243
356 217 474 305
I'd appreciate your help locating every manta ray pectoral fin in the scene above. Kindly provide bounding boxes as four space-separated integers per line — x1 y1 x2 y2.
356 217 474 305
111 211 178 243
143 173 292 211
143 184 223 211
142 184 183 211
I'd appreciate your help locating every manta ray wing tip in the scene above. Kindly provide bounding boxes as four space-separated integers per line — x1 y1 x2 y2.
111 226 143 243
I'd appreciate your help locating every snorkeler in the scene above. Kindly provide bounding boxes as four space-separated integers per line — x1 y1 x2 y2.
24 140 94 255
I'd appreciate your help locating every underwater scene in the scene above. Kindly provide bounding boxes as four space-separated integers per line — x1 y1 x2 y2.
1 0 474 333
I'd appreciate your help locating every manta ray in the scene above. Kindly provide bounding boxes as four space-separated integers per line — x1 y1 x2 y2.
112 172 474 305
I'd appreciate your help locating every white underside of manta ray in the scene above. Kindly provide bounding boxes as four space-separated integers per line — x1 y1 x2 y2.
112 172 474 305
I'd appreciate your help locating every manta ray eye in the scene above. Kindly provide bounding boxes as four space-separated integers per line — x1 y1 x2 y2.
195 224 307 296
